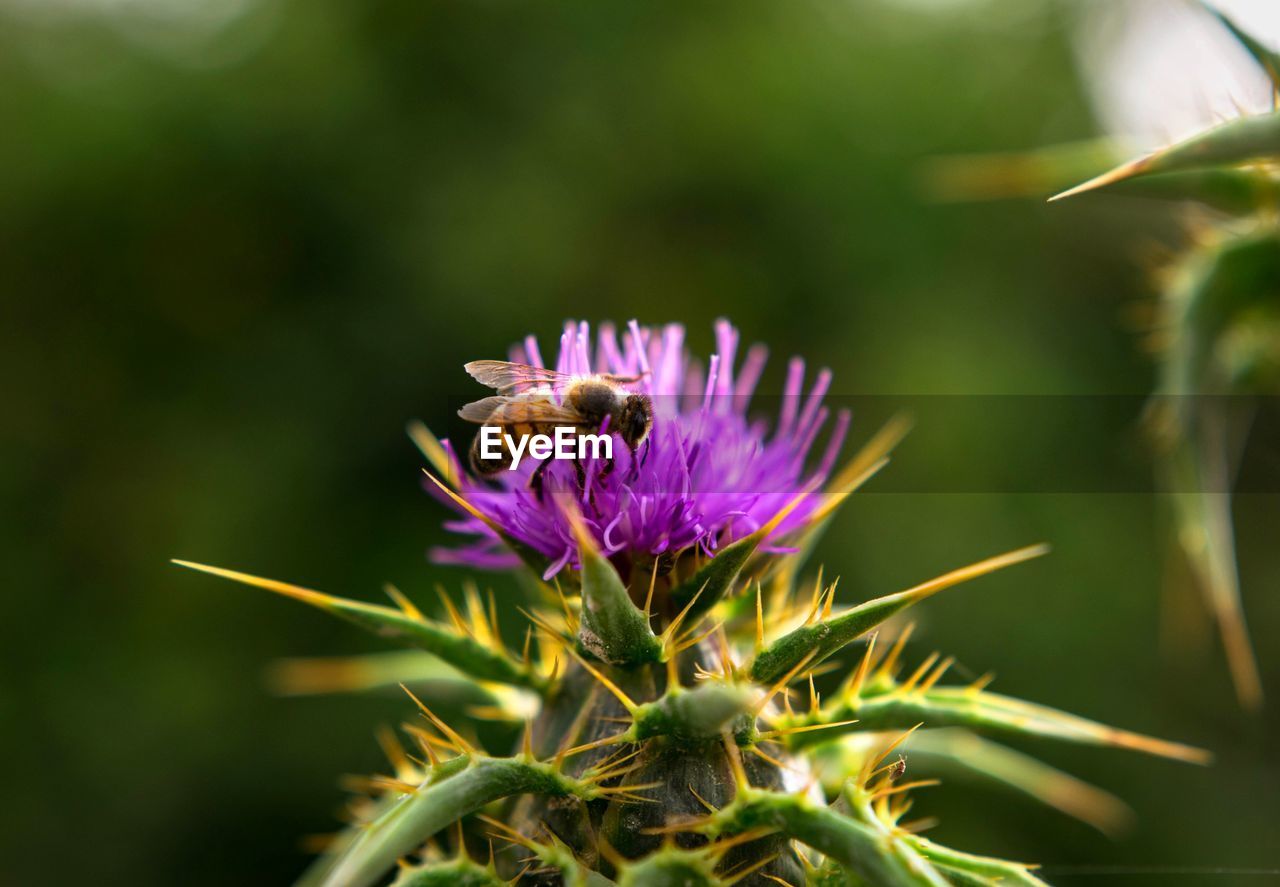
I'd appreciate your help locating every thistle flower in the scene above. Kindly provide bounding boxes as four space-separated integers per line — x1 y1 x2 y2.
175 321 1210 887
420 319 872 596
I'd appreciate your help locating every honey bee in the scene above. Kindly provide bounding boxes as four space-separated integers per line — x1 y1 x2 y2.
458 360 653 487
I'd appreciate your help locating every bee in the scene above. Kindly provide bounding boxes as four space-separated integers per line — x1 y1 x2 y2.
458 360 653 487
889 754 907 781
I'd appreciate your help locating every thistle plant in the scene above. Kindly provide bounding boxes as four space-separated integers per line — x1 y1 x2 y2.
176 320 1207 887
929 3 1280 710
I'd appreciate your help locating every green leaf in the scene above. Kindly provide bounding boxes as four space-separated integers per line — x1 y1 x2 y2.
566 510 662 665
630 682 759 742
172 561 547 692
926 139 1280 213
903 730 1133 836
391 858 506 887
906 840 1046 887
1052 110 1280 201
318 757 578 887
1117 168 1280 211
616 848 720 887
839 783 1048 887
749 545 1048 684
267 649 488 695
712 791 948 887
1162 427 1263 711
1149 228 1278 709
294 793 402 887
788 685 1210 764
265 650 540 724
1158 229 1280 406
811 729 1132 836
665 528 769 624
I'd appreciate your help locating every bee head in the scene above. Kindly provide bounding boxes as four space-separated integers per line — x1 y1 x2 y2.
619 395 653 450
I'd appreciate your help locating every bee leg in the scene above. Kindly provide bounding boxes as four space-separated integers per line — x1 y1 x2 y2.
573 457 603 510
630 440 649 479
529 457 553 500
597 452 616 482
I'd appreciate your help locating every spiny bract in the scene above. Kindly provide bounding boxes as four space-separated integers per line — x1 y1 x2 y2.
176 320 1208 887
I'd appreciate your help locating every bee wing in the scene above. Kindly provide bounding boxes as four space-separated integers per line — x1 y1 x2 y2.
457 395 588 426
457 396 509 424
464 360 577 393
599 372 647 387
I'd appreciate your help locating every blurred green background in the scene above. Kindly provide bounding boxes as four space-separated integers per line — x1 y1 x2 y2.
2 0 1276 884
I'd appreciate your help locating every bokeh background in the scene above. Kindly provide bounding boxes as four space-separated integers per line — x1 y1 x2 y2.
2 0 1277 884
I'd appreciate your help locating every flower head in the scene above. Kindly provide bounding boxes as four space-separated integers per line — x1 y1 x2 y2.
424 320 872 584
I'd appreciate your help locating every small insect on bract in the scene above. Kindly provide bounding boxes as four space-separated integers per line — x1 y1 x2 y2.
458 360 654 489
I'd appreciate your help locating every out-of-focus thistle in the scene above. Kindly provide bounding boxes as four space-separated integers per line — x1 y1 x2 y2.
175 320 1208 886
926 2 1280 711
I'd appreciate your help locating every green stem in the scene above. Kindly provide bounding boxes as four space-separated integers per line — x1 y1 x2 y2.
317 757 577 887
630 683 758 742
716 793 946 887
